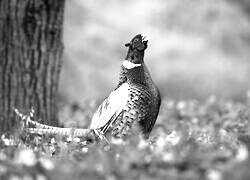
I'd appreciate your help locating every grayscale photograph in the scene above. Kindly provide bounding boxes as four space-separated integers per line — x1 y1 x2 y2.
0 0 250 179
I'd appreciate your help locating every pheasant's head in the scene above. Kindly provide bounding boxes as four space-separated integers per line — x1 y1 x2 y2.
124 34 149 65
125 34 148 51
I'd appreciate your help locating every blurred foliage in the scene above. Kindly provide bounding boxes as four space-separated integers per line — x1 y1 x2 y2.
1 97 250 180
61 0 250 105
1 1 250 179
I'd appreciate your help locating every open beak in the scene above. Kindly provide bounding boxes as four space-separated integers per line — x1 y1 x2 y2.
141 33 150 42
125 43 130 47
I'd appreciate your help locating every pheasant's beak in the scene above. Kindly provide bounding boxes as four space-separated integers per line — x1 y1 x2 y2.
125 42 131 47
141 34 150 42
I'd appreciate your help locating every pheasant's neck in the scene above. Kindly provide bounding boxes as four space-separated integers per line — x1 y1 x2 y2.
121 61 158 91
125 49 144 64
126 64 146 86
118 50 145 87
119 49 157 90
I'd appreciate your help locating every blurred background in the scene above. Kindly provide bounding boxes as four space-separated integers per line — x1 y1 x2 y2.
59 0 250 107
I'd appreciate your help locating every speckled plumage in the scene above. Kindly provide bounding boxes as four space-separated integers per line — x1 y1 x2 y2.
111 83 156 137
90 34 161 138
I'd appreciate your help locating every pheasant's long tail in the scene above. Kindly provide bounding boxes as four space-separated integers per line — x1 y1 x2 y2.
26 119 60 130
26 127 92 137
14 108 93 138
14 108 58 129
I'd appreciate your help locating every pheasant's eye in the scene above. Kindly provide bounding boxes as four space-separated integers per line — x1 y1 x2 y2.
134 39 139 43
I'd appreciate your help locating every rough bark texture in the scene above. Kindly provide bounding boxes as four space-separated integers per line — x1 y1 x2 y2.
0 0 65 132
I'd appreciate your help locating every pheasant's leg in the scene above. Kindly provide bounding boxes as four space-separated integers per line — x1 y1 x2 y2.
93 129 110 144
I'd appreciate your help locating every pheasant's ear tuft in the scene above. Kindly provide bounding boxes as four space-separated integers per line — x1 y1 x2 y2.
125 43 130 47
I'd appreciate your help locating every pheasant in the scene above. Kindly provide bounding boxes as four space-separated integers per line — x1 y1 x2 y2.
90 34 161 137
19 34 161 138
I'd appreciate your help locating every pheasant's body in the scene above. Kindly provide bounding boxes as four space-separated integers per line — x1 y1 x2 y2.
90 34 161 137
90 81 159 137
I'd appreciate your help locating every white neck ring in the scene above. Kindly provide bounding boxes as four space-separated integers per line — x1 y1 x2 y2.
122 60 141 69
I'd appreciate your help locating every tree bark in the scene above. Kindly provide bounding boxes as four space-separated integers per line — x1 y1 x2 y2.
0 0 65 132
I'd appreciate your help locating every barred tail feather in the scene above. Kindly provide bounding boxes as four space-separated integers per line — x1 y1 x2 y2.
14 108 59 130
26 118 59 130
27 127 91 137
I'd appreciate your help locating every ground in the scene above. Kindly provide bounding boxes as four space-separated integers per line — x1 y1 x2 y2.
1 96 250 180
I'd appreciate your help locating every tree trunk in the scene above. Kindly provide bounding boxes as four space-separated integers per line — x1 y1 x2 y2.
0 0 65 132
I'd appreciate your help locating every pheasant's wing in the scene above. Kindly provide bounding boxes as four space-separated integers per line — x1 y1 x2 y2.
89 83 130 133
